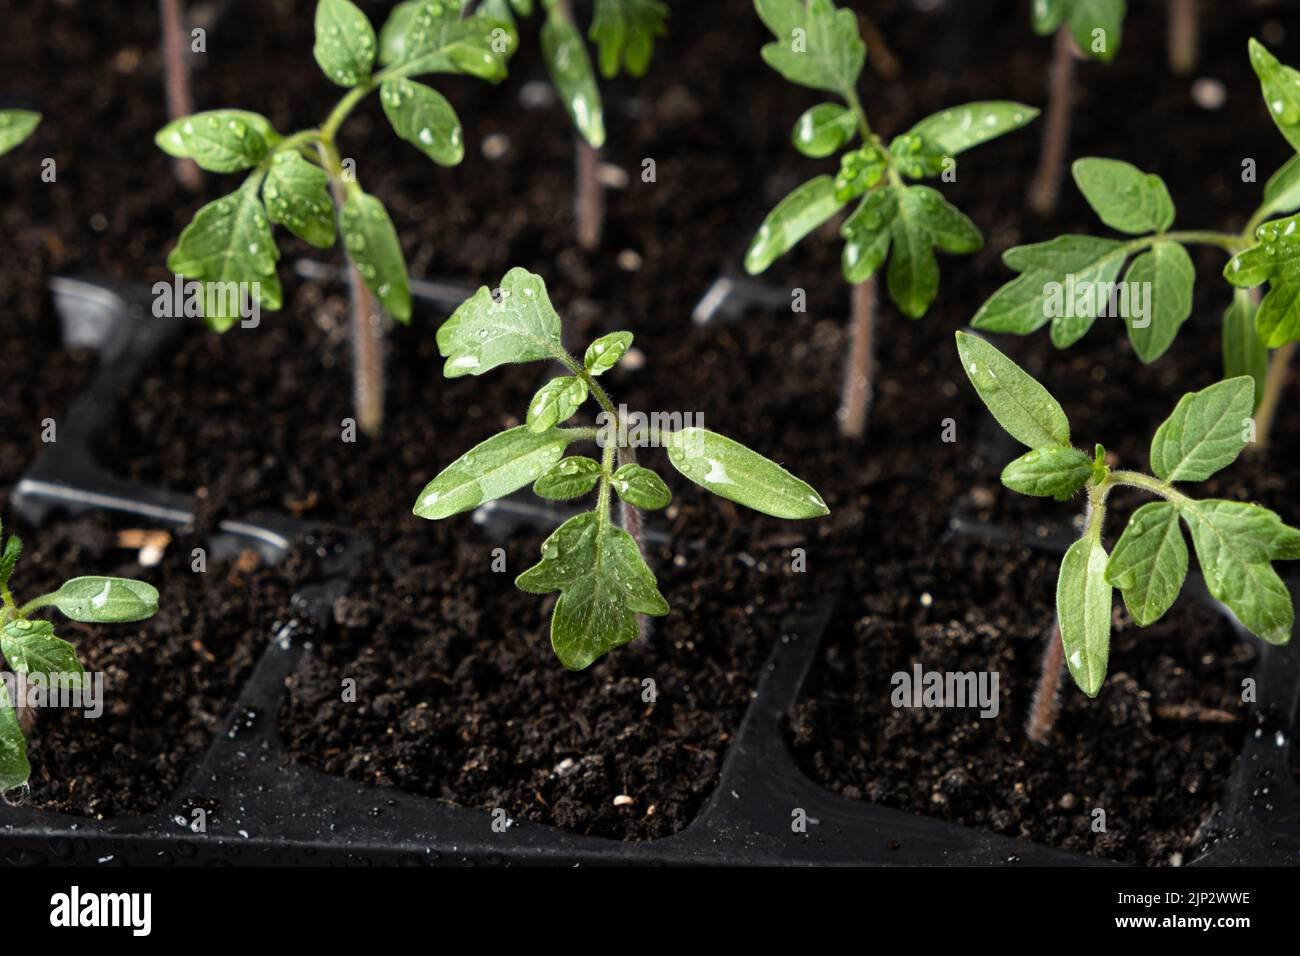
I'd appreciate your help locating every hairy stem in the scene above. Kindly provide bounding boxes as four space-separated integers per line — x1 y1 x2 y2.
1029 26 1076 216
1168 0 1198 76
346 258 385 437
575 138 605 252
159 0 201 191
1026 619 1066 744
1251 340 1295 455
326 164 384 436
1029 495 1099 743
839 277 876 439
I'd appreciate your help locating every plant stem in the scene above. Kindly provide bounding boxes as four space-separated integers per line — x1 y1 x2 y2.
325 158 385 436
561 354 651 582
839 277 876 439
346 258 385 437
321 81 374 144
1029 26 1076 216
1168 0 1198 76
1026 618 1065 744
159 0 201 191
1028 494 1102 743
1160 230 1248 255
1251 340 1295 455
575 138 605 252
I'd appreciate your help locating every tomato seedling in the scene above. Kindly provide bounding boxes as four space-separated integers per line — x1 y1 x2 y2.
976 38 1300 454
745 0 1037 439
158 0 518 435
413 268 829 669
958 332 1297 738
0 517 160 791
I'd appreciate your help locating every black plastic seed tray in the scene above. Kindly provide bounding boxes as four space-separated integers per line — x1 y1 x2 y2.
1 279 1296 866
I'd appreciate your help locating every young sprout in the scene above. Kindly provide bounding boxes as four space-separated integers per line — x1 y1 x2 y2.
158 0 518 436
1026 0 1125 214
976 38 1300 453
412 268 828 669
744 0 1037 439
957 332 1297 736
467 0 668 250
0 518 160 791
0 110 40 156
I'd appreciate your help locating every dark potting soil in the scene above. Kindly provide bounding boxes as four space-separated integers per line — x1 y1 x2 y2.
789 534 1256 866
6 0 1300 838
3 512 319 819
279 494 840 840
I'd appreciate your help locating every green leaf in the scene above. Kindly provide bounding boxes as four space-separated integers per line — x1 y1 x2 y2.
516 512 668 670
382 0 514 81
527 375 588 432
1149 377 1254 482
612 463 671 510
166 178 282 332
154 110 275 172
793 103 858 158
379 0 422 64
0 534 20 587
42 577 159 623
1249 38 1300 153
1067 0 1124 63
1071 158 1173 234
314 0 377 87
0 109 40 156
1000 446 1093 498
0 682 29 792
1180 500 1298 644
664 428 828 519
754 0 865 95
1057 534 1114 697
413 425 578 519
584 332 633 375
744 175 846 275
1223 217 1297 290
262 152 336 249
0 620 84 685
1224 214 1300 347
912 186 981 253
380 77 464 167
589 0 669 78
840 188 895 283
905 101 1039 157
1261 154 1300 219
887 186 941 318
955 331 1072 449
1122 240 1194 363
1105 501 1188 627
534 456 603 500
437 267 564 377
542 10 604 148
340 191 412 323
1222 290 1267 411
865 185 980 318
971 235 1128 343
1031 0 1065 35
